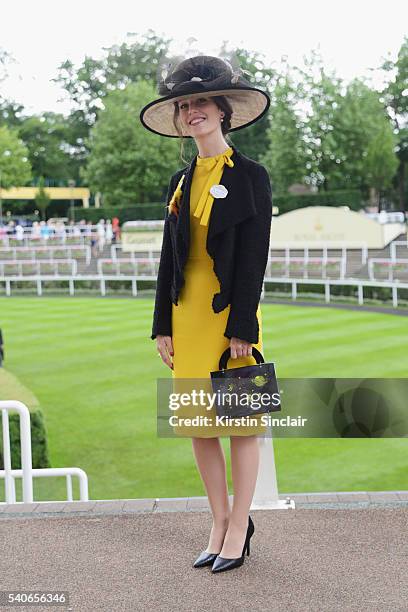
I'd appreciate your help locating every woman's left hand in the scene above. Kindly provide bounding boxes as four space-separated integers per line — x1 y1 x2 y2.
230 337 253 359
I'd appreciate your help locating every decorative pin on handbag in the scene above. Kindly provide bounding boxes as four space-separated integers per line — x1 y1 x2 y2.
210 347 281 419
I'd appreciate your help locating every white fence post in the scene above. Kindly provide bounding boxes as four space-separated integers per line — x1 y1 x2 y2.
252 425 295 510
0 401 34 503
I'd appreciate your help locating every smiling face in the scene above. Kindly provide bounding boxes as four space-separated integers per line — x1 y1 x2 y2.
175 96 225 138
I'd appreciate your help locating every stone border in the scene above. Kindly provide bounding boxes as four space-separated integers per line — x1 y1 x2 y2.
0 491 407 518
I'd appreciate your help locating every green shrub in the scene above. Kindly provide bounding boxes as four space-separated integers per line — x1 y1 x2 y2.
0 369 50 469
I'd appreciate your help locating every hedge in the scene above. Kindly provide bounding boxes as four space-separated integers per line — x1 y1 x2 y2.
70 190 362 222
274 190 362 214
0 369 50 470
3 189 363 222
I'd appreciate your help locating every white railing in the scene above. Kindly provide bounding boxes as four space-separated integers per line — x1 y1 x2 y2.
0 274 407 308
270 242 369 265
267 256 346 280
110 244 157 261
111 242 370 264
0 259 77 277
368 258 408 281
390 240 408 262
0 233 98 248
0 245 91 265
98 257 160 276
0 400 88 504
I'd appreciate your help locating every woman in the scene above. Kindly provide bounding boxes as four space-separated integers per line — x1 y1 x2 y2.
140 55 272 573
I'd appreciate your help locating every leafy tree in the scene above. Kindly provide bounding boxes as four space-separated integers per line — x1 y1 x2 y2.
0 100 25 130
82 80 179 205
0 49 25 131
0 125 32 187
0 47 14 85
260 72 307 192
51 31 173 181
52 30 172 127
331 78 398 199
366 122 399 209
296 49 344 191
34 176 51 219
18 112 75 184
219 43 277 160
379 35 408 213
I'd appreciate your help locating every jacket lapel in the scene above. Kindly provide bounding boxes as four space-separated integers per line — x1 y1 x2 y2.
207 148 258 245
170 145 258 257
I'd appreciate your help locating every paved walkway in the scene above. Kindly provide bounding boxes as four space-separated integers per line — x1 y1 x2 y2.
0 493 406 612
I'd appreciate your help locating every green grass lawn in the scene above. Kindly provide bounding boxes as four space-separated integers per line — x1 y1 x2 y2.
0 296 407 502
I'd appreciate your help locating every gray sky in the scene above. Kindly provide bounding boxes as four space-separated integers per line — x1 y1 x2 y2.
1 0 407 116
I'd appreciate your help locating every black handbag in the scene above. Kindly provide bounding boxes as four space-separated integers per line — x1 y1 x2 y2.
210 347 281 419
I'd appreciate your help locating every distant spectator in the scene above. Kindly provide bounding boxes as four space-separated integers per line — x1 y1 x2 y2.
112 216 120 243
68 220 75 239
90 234 98 258
55 220 67 242
40 221 51 241
73 223 81 239
97 219 106 252
85 221 93 238
79 219 87 235
7 221 15 238
15 223 25 242
31 221 41 240
105 220 113 245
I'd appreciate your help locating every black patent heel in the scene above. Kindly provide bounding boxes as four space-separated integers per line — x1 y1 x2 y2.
211 515 254 573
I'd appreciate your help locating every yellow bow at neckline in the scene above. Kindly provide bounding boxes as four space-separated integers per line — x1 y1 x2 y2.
193 150 234 226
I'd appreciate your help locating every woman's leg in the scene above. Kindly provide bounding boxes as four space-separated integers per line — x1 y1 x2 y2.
191 437 231 553
219 435 259 558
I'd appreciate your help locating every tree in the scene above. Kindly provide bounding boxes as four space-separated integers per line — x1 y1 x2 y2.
331 79 398 201
52 30 172 127
0 47 14 86
34 176 51 220
296 49 344 191
51 31 173 182
260 73 307 192
82 80 179 205
219 43 277 161
366 122 399 210
0 48 24 130
0 125 32 188
18 112 76 184
379 35 408 214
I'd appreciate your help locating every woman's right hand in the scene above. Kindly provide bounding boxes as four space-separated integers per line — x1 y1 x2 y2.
156 335 174 370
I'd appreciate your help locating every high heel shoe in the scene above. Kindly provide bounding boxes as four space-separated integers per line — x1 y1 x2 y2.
211 515 254 573
193 550 219 568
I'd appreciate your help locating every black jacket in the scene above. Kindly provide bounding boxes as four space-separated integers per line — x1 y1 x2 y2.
150 145 273 344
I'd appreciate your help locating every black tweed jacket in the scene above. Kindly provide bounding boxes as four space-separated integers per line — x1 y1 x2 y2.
150 145 273 344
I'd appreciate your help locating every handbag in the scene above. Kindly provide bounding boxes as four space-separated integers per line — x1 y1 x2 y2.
210 347 281 419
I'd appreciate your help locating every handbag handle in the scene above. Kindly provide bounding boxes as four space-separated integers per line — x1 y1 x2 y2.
218 346 265 371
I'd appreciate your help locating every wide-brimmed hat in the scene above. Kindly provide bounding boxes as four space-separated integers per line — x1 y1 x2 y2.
139 55 271 138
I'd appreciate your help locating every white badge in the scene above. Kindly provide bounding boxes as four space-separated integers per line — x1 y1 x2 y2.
210 184 228 199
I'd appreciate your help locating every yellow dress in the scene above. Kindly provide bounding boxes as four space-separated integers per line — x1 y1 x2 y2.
171 146 267 438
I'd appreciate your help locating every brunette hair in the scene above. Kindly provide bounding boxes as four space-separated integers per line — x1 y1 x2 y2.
173 95 233 164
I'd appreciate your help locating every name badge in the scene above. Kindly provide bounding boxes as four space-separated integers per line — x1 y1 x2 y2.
210 184 228 199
